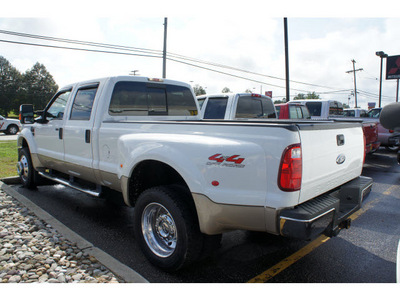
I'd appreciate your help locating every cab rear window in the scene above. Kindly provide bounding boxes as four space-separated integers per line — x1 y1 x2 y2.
203 97 228 119
235 96 276 119
109 81 198 116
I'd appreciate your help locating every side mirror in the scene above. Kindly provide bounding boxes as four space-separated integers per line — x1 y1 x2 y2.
19 104 34 124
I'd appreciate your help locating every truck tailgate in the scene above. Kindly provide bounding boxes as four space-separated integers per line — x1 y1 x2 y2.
298 122 364 204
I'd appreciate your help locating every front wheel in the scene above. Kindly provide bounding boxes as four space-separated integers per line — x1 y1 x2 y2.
6 124 19 135
17 147 38 189
133 185 203 271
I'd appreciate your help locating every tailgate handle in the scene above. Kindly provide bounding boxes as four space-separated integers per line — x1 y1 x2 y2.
337 134 345 146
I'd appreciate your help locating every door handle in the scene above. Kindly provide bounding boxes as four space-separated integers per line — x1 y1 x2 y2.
85 129 91 143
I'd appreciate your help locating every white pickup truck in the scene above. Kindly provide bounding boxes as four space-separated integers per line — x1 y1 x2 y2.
198 93 276 120
17 76 372 271
289 99 344 119
0 114 21 135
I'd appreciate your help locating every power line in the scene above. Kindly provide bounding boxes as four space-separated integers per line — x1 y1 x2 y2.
0 39 162 59
0 37 311 93
1 29 394 100
0 29 348 92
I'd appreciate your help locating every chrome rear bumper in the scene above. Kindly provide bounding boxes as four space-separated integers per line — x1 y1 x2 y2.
279 176 373 240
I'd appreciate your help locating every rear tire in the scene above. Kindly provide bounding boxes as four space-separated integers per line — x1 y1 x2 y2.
133 185 203 271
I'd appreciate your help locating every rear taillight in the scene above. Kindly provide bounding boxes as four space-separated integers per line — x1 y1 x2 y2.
278 144 302 191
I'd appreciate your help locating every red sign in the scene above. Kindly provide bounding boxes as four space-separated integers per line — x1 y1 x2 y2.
265 91 272 98
386 55 400 79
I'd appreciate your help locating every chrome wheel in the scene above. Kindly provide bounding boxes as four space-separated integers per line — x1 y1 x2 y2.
141 203 177 258
8 125 18 135
17 155 29 182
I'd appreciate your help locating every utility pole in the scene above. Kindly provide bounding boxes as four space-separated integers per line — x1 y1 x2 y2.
284 18 290 102
130 70 139 76
346 59 363 108
162 17 168 79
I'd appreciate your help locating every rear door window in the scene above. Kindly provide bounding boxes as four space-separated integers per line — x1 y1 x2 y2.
70 85 98 120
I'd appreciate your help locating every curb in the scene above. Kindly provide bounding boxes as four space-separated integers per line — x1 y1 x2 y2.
0 177 149 283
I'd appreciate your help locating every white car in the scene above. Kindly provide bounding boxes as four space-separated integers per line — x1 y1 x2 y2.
0 115 21 135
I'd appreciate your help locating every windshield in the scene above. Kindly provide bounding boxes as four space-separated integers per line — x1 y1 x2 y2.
343 110 355 117
367 108 381 118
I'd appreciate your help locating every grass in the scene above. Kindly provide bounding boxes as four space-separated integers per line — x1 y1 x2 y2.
0 140 18 178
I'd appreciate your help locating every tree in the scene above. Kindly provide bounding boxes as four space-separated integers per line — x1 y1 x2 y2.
193 84 206 96
294 92 320 100
244 89 252 93
274 99 286 104
0 56 22 116
22 62 58 110
221 87 231 93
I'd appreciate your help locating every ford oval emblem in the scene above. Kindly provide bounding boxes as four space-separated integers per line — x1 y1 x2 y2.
336 154 346 165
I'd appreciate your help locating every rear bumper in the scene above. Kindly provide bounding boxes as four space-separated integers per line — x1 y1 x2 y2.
388 135 400 147
279 176 373 240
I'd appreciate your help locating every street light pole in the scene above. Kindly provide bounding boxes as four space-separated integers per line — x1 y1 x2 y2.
376 51 388 108
284 18 290 102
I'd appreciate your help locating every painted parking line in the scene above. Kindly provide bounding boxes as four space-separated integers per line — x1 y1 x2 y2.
247 184 397 283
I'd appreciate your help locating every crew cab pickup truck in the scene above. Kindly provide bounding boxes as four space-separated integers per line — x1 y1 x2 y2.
0 114 21 135
198 93 276 120
343 108 368 118
289 99 344 119
17 76 372 271
275 103 310 119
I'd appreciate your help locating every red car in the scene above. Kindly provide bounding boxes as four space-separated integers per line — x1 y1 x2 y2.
275 103 310 119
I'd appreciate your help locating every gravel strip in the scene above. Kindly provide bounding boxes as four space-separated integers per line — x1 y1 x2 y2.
0 189 122 283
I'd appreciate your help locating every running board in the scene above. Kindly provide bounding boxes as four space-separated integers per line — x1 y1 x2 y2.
38 171 101 197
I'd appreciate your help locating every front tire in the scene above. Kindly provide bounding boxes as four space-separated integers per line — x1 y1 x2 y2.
17 147 38 189
6 124 19 135
133 185 203 271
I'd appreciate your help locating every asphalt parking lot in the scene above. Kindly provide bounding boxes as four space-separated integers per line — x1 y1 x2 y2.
4 148 400 283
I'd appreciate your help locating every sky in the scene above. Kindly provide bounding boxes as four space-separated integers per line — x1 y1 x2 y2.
1 1 400 109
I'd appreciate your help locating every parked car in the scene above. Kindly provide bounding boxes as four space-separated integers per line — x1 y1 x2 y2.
343 108 368 118
275 103 310 119
379 102 400 164
289 99 344 119
362 121 381 154
288 101 379 155
0 114 21 135
199 93 276 120
362 107 400 151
